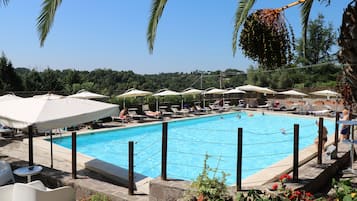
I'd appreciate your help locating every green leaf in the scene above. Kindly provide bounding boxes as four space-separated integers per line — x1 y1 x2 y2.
300 0 314 57
147 0 168 54
37 0 62 47
232 0 256 56
0 0 9 7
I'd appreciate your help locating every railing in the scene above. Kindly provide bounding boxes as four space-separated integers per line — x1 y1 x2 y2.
66 112 338 195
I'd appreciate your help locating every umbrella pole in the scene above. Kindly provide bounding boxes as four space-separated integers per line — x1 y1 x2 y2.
181 96 184 109
28 126 33 166
156 98 159 112
50 130 53 168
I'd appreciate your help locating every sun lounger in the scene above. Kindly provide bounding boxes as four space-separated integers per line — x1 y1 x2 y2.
141 104 162 120
127 109 147 122
0 180 75 201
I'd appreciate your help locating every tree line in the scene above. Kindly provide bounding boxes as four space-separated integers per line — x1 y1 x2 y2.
0 14 342 99
0 52 341 97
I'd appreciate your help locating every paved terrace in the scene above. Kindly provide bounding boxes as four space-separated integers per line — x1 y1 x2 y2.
0 111 356 200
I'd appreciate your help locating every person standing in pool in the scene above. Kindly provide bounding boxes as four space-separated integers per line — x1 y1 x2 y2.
314 121 328 151
340 108 351 141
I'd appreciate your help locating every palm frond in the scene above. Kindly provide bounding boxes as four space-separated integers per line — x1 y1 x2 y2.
37 0 62 47
147 0 168 54
232 0 256 56
0 0 9 7
300 0 314 56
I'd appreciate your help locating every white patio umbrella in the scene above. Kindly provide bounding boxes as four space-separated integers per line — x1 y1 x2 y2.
310 89 340 99
202 88 227 107
181 87 202 95
180 88 202 108
0 94 23 102
278 90 308 97
237 84 276 94
68 89 108 99
117 88 153 108
153 89 181 111
0 94 119 166
223 88 246 94
204 88 227 95
223 88 246 107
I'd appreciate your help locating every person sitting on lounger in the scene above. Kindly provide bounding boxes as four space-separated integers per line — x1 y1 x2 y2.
314 121 328 151
119 108 129 120
145 110 161 118
340 108 351 141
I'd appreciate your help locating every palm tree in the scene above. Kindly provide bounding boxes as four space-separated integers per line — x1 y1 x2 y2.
1 0 62 47
338 1 357 107
147 0 356 110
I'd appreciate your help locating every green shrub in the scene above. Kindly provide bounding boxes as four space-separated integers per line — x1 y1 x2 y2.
332 179 357 201
183 155 232 201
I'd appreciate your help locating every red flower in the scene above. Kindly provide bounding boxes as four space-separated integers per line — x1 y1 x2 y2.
197 194 204 201
305 192 312 197
279 174 292 183
271 183 278 191
289 195 296 200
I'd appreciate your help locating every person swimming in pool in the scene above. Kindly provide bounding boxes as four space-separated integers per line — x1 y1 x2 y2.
280 128 286 135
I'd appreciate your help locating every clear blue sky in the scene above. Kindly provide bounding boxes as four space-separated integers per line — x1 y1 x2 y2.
0 0 350 74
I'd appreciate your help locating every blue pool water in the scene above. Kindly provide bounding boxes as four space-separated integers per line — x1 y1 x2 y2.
52 112 335 184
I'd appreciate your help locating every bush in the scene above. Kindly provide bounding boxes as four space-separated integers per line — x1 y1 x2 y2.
183 155 232 201
332 179 357 201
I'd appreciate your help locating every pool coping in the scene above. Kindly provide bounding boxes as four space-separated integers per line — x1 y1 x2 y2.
242 110 335 187
31 110 336 191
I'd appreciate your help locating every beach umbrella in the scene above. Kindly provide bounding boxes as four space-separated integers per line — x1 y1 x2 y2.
222 88 246 106
237 85 276 94
0 94 119 166
278 90 307 97
204 88 227 95
181 88 202 95
153 89 181 111
0 94 23 102
310 89 340 100
223 88 246 94
68 89 108 99
180 88 202 108
117 88 153 108
202 88 227 107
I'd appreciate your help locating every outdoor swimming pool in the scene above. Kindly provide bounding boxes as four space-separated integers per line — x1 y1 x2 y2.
52 112 335 185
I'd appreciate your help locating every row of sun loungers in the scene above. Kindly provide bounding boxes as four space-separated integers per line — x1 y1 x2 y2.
112 103 240 124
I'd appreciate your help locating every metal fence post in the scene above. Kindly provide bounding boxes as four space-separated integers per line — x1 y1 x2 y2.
293 124 299 182
236 127 243 191
72 132 77 179
334 112 340 159
128 141 134 195
28 126 34 166
317 118 323 164
161 122 168 180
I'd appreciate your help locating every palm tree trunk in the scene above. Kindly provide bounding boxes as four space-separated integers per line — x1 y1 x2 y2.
338 0 357 111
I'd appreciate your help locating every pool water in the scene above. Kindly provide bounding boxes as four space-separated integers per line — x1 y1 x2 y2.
52 112 335 185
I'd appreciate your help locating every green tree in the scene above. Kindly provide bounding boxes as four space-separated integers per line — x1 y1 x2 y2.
295 13 336 65
0 53 23 91
40 68 64 91
23 69 43 91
